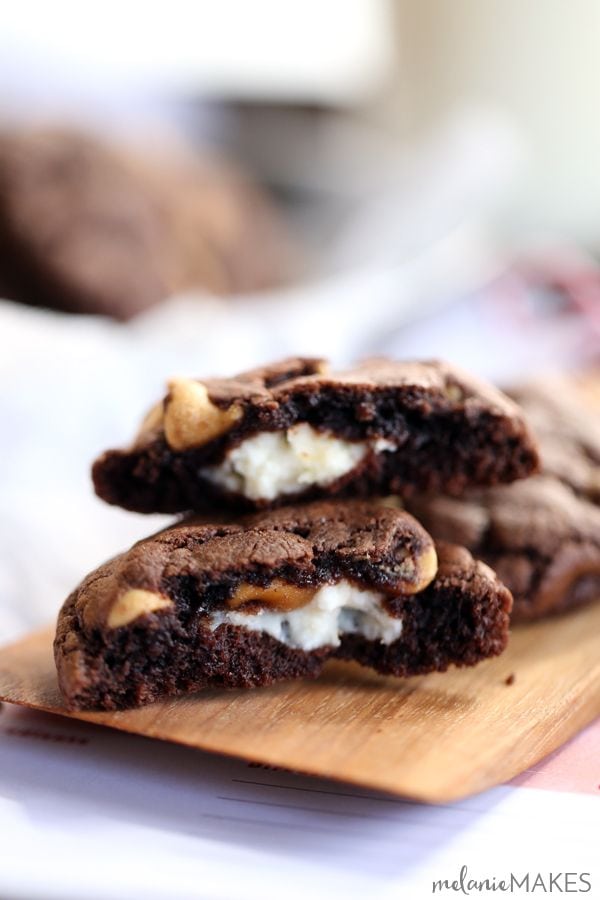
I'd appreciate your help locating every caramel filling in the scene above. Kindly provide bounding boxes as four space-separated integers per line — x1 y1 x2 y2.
227 544 437 616
228 580 316 612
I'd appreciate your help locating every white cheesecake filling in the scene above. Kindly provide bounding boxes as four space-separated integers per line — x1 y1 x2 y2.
200 424 394 501
209 580 402 652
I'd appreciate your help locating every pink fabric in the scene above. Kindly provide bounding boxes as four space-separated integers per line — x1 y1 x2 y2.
511 716 600 795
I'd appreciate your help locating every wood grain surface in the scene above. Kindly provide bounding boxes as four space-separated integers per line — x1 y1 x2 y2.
1 604 599 803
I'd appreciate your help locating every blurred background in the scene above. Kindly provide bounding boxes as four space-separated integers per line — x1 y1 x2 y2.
1 0 599 641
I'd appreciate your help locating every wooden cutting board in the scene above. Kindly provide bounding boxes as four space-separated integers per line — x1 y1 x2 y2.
1 606 599 803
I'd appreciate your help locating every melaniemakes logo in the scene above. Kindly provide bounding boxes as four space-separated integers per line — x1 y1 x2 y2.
432 866 592 894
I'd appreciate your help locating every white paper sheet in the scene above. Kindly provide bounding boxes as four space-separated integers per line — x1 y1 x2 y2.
0 703 597 900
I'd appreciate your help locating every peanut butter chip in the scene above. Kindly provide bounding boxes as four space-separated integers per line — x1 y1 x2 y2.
445 383 465 403
228 580 316 612
164 378 243 451
411 544 438 593
375 496 404 510
108 589 173 628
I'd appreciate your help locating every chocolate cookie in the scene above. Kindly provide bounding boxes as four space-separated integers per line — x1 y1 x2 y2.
408 377 600 621
0 128 290 318
92 356 539 514
54 500 512 710
510 378 600 502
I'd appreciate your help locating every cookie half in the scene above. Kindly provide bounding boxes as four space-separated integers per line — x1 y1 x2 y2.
92 356 539 514
408 376 600 621
54 500 512 710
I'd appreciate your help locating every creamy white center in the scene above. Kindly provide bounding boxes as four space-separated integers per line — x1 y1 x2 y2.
209 580 402 652
201 424 394 501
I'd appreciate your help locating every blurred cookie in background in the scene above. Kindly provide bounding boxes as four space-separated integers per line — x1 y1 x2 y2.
0 128 293 319
509 376 600 503
407 374 600 621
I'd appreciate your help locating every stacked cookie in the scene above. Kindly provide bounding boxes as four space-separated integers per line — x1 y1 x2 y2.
55 357 540 710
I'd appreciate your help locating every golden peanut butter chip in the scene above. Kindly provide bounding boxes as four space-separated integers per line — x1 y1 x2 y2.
228 580 316 612
108 589 173 629
163 378 243 451
375 496 403 509
412 544 438 592
394 544 438 594
444 383 465 403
